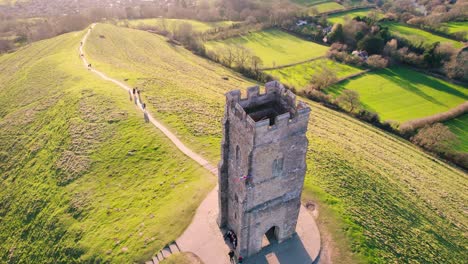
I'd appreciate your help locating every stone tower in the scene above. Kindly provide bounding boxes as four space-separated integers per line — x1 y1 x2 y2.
218 81 311 258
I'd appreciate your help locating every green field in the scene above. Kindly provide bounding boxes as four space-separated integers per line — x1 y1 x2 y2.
84 24 467 263
0 29 215 263
382 22 464 48
444 114 468 152
328 67 468 122
444 21 468 34
205 29 329 68
291 0 328 5
311 2 345 13
264 58 364 90
121 18 235 33
327 8 381 24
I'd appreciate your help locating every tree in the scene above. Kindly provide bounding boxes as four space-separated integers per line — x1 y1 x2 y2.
411 123 458 154
328 23 344 43
357 35 384 54
309 66 338 90
251 56 263 72
336 90 361 112
366 55 388 68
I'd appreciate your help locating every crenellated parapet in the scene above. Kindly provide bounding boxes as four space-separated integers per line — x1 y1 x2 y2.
225 81 311 145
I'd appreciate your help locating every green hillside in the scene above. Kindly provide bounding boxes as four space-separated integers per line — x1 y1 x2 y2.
0 30 215 263
328 67 468 122
264 58 364 90
327 8 382 24
204 29 329 68
311 2 345 13
121 18 235 33
84 24 467 263
383 22 464 48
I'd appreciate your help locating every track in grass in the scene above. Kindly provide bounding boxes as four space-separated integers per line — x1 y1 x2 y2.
205 28 329 68
0 28 214 263
327 67 468 122
85 24 467 264
444 113 468 152
264 58 364 90
382 22 464 48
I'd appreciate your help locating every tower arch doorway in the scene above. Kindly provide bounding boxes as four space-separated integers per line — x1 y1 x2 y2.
261 226 280 249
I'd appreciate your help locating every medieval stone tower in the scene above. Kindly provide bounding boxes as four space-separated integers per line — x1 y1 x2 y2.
218 81 311 258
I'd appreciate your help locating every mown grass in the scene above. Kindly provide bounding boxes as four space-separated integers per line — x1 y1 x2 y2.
444 114 468 152
328 67 468 122
327 8 381 24
205 28 329 68
311 2 345 13
120 18 235 33
444 21 468 34
0 28 214 263
382 22 464 48
264 58 364 90
86 24 467 263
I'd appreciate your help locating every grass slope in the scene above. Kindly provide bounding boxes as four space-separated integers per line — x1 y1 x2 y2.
311 2 345 13
86 24 468 263
264 58 364 90
121 18 235 33
444 114 468 152
328 67 468 122
0 29 214 263
443 21 468 41
327 8 380 24
383 22 464 48
205 29 329 68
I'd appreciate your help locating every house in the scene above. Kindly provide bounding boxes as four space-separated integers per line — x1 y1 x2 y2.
296 20 308 26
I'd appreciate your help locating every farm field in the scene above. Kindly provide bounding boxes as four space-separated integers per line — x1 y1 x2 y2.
85 24 467 263
327 67 468 122
121 18 235 33
443 21 468 40
0 29 215 263
444 114 468 152
264 58 364 90
311 2 345 13
204 29 329 68
291 0 327 6
382 22 464 48
327 8 381 24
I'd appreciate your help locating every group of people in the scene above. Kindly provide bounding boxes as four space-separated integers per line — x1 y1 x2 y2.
130 87 149 123
225 230 243 263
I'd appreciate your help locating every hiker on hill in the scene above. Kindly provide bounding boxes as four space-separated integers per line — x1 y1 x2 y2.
142 103 146 110
132 88 136 95
228 250 235 264
80 41 83 46
144 111 149 123
88 63 91 68
237 256 243 264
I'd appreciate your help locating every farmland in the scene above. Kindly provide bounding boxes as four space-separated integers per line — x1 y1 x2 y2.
443 21 468 40
444 114 468 152
205 29 329 67
122 18 235 33
84 24 467 263
327 67 468 122
327 8 380 24
0 28 214 263
311 2 345 13
291 0 327 6
264 58 364 90
382 22 464 48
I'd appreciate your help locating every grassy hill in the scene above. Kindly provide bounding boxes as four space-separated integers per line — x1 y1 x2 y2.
327 8 381 24
327 67 468 122
310 2 345 13
204 29 329 68
264 58 364 90
84 24 467 263
0 29 215 263
120 18 235 33
382 22 464 49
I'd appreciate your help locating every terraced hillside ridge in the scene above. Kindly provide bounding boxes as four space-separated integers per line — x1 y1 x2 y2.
85 24 467 263
204 28 329 68
328 67 468 122
120 18 235 34
444 113 468 152
0 29 215 263
382 22 465 48
264 58 365 90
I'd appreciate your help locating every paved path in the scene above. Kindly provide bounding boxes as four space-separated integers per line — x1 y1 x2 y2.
79 24 217 175
80 24 320 264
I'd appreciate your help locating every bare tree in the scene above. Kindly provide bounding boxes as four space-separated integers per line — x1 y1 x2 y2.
336 90 361 112
412 123 458 154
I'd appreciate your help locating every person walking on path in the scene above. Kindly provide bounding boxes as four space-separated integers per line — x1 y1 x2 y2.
137 89 142 102
142 103 146 110
237 256 243 264
228 250 235 264
144 110 149 123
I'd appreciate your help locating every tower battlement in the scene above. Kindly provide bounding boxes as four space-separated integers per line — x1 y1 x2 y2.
225 81 310 141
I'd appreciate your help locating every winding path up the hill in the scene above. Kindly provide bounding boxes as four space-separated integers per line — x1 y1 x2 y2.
79 24 218 176
79 24 321 264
